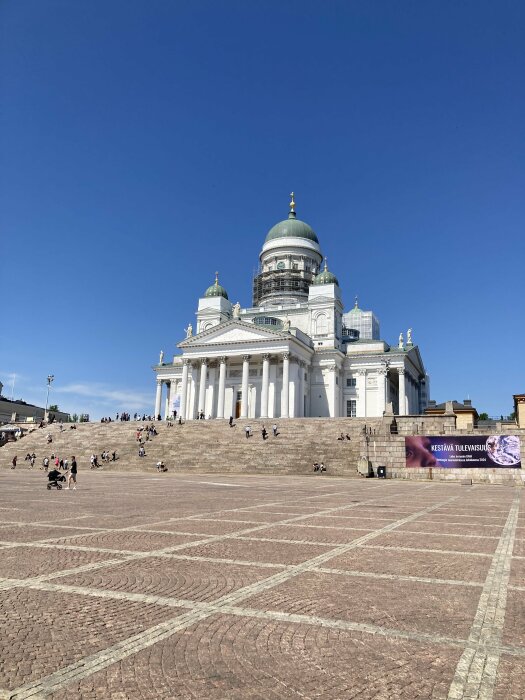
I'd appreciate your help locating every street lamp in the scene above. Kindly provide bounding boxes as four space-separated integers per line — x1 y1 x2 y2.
44 375 54 421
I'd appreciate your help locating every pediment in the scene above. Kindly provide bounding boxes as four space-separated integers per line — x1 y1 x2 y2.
178 320 286 348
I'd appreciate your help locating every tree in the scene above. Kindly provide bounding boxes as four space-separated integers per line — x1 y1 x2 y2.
49 404 59 412
478 412 489 421
70 413 78 423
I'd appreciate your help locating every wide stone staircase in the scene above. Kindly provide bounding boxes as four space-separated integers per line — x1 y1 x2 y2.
0 418 383 477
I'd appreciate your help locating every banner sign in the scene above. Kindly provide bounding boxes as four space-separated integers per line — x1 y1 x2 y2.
405 435 521 469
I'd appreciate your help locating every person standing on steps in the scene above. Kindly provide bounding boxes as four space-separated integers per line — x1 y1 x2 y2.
229 416 234 427
272 423 278 437
11 456 17 469
261 426 268 440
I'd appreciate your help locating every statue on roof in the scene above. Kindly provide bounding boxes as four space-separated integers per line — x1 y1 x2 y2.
159 350 164 364
283 317 291 331
398 333 404 349
407 328 413 345
185 323 193 338
232 301 241 319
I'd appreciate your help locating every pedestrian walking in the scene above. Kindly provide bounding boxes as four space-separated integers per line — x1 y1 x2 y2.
66 456 77 490
272 423 278 437
11 456 17 469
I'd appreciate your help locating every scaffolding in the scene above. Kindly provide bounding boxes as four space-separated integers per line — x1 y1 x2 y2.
252 268 315 307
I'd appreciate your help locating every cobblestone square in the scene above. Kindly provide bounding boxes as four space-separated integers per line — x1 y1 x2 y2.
0 470 523 699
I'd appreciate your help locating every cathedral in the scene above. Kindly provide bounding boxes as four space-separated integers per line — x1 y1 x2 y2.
154 195 430 420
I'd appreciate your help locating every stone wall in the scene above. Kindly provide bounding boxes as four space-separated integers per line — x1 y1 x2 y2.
362 415 525 485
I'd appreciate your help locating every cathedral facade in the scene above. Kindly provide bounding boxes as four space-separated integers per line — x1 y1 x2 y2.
154 196 430 420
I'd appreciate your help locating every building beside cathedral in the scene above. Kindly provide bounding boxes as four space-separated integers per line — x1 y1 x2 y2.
154 195 430 420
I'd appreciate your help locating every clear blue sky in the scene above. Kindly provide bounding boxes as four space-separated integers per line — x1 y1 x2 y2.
1 0 523 419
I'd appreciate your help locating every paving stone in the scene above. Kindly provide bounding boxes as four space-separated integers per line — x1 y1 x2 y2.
371 530 499 554
0 470 522 700
56 556 284 603
325 545 492 582
48 614 463 700
241 570 480 637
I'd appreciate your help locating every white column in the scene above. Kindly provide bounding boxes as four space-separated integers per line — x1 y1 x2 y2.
377 366 388 416
169 381 177 417
260 354 270 418
298 361 305 417
329 364 339 417
198 359 207 416
268 361 277 418
241 354 250 418
411 376 418 414
206 365 216 418
164 382 170 419
180 360 189 420
357 368 367 417
154 379 162 418
217 356 227 419
398 368 406 416
281 352 289 418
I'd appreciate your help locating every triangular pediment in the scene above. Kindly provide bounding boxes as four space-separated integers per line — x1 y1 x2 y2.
178 320 287 348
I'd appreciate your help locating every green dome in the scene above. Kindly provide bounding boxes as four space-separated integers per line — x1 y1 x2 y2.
265 211 319 244
204 274 229 299
313 260 338 286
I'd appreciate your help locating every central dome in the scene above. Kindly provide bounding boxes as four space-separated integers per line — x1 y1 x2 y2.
265 211 319 244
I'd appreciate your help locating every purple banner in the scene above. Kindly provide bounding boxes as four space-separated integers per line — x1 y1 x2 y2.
405 435 521 469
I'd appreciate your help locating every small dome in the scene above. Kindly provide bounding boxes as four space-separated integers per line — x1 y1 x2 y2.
348 296 361 313
204 273 229 299
264 194 318 244
313 260 338 286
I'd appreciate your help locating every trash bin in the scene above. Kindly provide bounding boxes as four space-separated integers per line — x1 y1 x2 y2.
377 465 386 478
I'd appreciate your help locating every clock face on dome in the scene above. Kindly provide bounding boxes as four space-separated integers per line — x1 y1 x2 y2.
276 261 285 270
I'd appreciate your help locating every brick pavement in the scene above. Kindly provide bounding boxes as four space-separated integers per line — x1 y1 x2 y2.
0 470 523 699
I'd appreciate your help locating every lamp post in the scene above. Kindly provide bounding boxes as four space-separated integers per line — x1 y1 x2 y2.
44 375 54 421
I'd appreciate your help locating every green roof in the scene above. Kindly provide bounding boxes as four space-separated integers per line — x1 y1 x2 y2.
265 211 319 244
313 260 338 286
204 274 228 299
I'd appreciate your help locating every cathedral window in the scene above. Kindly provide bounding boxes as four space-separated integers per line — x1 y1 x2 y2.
315 313 328 335
346 400 357 417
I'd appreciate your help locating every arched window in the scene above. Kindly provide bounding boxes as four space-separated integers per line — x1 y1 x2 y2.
315 313 328 335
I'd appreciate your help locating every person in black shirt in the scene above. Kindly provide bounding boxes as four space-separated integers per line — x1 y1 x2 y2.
67 456 78 490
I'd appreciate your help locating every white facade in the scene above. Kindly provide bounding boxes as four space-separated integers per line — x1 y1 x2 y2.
154 200 430 420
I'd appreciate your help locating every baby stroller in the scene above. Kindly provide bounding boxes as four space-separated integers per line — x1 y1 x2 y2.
47 469 66 490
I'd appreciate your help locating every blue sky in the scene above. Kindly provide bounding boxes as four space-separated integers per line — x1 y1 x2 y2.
1 0 523 419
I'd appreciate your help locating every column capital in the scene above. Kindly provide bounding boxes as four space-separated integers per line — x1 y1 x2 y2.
219 355 227 364
156 378 162 385
182 358 191 366
397 367 406 375
282 352 290 361
378 366 388 377
357 368 367 376
242 354 251 362
199 358 208 366
262 353 271 361
328 364 337 372
299 359 306 368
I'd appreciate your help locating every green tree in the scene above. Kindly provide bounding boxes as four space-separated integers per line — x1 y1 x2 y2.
478 412 489 421
49 404 59 412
